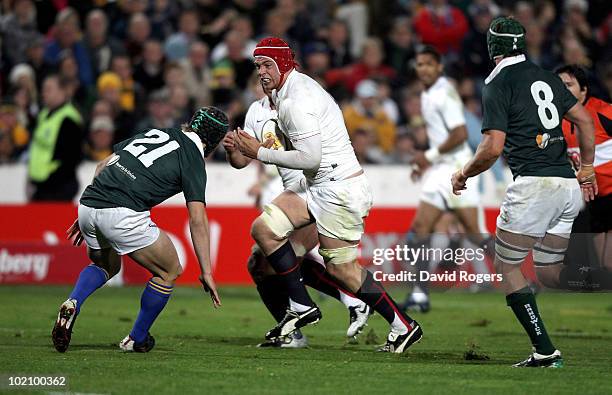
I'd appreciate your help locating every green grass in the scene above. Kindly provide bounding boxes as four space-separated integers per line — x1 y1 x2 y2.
1 286 611 394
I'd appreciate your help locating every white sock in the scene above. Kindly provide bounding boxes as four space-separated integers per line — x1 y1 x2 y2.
340 292 363 308
390 313 409 335
289 298 312 313
411 286 429 303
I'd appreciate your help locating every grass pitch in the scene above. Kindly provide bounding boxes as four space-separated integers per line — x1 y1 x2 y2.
1 285 611 394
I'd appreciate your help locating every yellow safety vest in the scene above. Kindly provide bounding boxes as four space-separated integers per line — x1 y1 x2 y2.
28 103 82 182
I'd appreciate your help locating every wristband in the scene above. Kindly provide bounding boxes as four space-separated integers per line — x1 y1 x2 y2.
424 147 440 163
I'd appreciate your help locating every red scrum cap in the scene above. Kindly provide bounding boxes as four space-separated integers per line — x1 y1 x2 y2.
253 37 297 76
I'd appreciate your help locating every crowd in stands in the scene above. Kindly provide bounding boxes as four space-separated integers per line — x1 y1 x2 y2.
1 0 610 172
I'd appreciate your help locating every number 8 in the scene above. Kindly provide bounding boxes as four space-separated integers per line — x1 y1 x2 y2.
530 81 559 129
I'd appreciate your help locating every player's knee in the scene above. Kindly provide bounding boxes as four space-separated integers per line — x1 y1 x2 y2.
162 262 182 283
251 204 294 244
247 246 267 282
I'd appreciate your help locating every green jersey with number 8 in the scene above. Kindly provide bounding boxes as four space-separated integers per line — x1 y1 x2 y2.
481 55 577 179
81 127 207 211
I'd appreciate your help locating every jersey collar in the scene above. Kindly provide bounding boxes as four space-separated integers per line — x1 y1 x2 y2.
184 131 205 159
271 69 297 105
485 54 526 85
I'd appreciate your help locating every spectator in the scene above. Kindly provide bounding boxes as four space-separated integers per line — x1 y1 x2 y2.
390 130 416 165
84 115 115 161
180 41 212 108
258 9 294 48
163 62 187 91
135 89 175 131
342 79 397 153
326 19 353 68
525 22 556 70
0 98 30 161
43 8 94 87
350 128 387 164
384 17 416 78
164 9 201 61
210 15 256 63
277 0 315 45
169 85 192 124
109 0 149 40
0 0 39 69
461 4 495 79
301 41 331 86
25 35 50 90
84 9 124 79
110 54 145 116
133 40 166 94
9 64 38 107
374 77 400 125
326 37 395 95
219 30 254 90
28 75 83 201
96 72 135 142
147 0 178 41
124 12 151 63
413 0 469 55
209 61 237 111
57 51 91 110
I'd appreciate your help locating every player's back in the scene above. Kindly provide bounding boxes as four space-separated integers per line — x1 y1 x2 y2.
482 57 577 179
81 127 207 211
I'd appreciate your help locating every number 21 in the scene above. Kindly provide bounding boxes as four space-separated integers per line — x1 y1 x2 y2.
123 130 180 167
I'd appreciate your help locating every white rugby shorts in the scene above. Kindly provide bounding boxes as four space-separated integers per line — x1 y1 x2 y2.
288 174 373 241
420 162 480 210
496 176 583 238
78 204 160 255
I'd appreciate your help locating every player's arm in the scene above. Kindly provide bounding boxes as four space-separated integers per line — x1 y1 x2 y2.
417 92 468 167
236 102 322 170
187 201 221 307
564 102 598 199
451 130 506 195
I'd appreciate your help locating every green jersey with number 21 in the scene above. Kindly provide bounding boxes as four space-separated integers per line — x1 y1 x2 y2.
81 127 207 211
481 56 577 179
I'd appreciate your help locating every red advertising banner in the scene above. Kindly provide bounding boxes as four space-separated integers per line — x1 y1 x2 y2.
0 204 525 285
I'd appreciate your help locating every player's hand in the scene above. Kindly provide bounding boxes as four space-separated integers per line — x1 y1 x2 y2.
576 163 598 202
66 219 84 246
236 129 268 159
451 170 468 195
410 151 431 172
222 130 238 152
199 273 222 308
410 164 424 182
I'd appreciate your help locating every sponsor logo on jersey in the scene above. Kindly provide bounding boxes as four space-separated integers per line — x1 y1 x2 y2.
114 161 137 180
107 154 120 166
0 249 50 281
536 133 564 149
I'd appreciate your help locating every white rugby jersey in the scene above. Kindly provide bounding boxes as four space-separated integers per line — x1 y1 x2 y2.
257 70 362 185
243 96 303 188
421 76 472 163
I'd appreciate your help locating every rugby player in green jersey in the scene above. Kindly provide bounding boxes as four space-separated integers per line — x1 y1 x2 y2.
451 17 597 367
52 107 229 353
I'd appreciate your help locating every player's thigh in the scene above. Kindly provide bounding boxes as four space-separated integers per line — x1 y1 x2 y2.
411 200 444 235
494 228 538 271
128 230 181 280
270 189 312 228
288 223 319 256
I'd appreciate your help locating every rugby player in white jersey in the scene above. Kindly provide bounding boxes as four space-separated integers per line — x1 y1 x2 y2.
224 81 372 347
403 45 494 312
233 37 422 353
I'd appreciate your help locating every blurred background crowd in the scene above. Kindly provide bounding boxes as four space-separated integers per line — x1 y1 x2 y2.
0 0 610 194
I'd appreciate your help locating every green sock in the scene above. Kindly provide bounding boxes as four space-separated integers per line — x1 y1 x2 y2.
506 287 556 355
